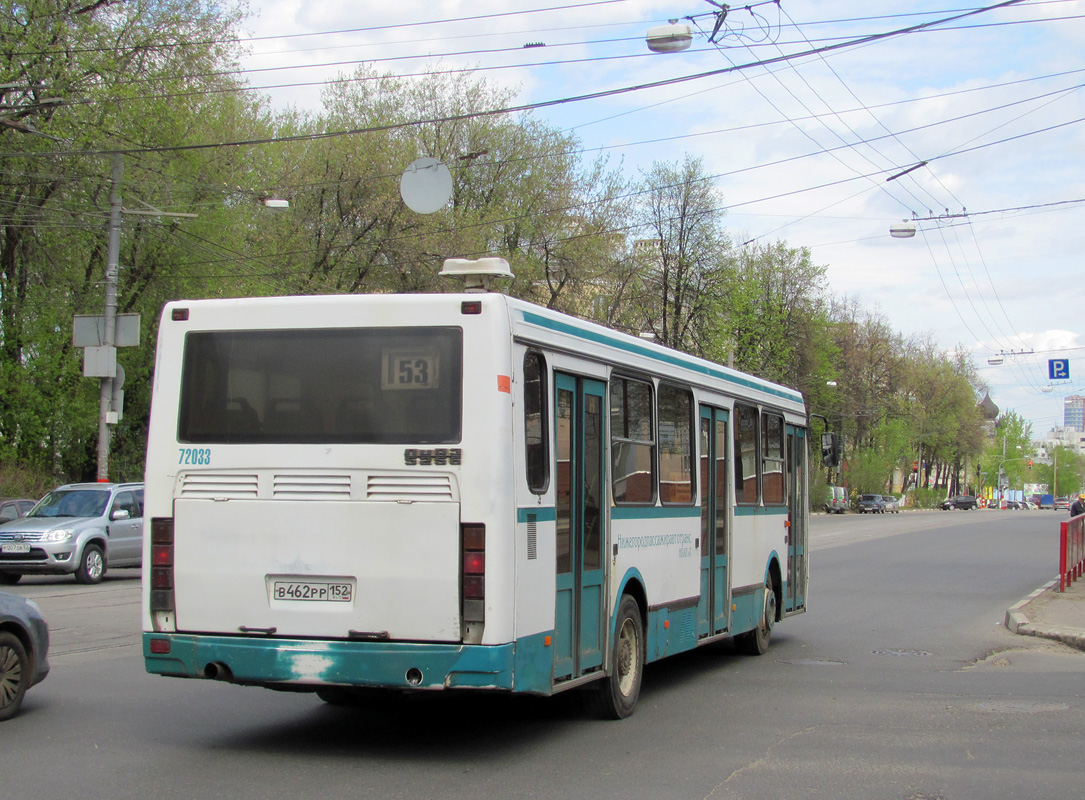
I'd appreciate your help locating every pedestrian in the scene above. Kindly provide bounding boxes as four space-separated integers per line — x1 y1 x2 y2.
1071 493 1085 518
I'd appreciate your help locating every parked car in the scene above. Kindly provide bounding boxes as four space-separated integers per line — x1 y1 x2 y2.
857 494 887 514
825 486 848 514
0 483 144 585
0 498 35 525
1003 500 1022 510
940 495 978 510
0 590 50 720
881 495 901 513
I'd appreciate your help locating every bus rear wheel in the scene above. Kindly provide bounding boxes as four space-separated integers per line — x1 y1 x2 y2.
592 594 644 720
736 577 776 656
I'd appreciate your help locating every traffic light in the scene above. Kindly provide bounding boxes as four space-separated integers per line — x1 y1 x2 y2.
1028 459 1033 470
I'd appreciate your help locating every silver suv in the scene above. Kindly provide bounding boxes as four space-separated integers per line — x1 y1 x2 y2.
0 483 144 585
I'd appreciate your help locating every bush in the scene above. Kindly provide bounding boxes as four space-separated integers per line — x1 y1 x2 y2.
0 462 56 501
810 470 831 513
910 487 944 509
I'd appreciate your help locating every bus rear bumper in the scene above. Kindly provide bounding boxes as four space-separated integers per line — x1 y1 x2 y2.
143 631 553 694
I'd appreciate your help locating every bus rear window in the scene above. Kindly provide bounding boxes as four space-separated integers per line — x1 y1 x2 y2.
177 327 463 444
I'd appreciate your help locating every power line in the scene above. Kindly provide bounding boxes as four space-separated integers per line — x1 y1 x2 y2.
33 8 1078 127
7 0 630 56
2 0 1032 160
17 89 1085 262
779 4 964 215
694 8 923 220
73 7 1082 105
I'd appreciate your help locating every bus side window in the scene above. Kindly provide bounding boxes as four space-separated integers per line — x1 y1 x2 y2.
734 403 760 504
610 376 655 504
761 411 785 504
524 352 549 494
658 383 694 504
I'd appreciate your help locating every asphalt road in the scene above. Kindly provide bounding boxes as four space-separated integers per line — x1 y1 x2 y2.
3 510 1083 800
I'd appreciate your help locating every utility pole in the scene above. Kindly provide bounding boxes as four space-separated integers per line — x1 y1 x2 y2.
96 153 123 482
80 155 196 481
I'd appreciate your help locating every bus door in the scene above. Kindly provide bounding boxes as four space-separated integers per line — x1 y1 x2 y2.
553 373 606 681
697 406 730 637
784 426 807 614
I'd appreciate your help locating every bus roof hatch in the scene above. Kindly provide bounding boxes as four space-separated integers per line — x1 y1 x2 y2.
439 257 514 293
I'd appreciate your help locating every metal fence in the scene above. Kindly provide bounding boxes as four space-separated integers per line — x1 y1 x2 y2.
1060 514 1085 592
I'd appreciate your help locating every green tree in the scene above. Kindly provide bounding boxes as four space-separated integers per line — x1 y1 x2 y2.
980 411 1033 495
723 240 829 386
0 0 258 478
249 65 629 306
1038 446 1085 498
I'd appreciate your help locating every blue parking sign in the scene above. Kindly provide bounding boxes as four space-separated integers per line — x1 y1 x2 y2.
1049 359 1070 380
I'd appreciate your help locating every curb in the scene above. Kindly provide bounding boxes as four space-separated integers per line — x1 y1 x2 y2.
1004 579 1056 633
1005 578 1085 653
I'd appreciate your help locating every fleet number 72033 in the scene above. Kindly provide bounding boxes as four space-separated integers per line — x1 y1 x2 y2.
179 448 211 465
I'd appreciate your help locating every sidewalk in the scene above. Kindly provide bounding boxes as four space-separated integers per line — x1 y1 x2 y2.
1006 576 1085 652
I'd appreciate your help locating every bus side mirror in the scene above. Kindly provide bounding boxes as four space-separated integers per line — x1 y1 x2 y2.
821 432 840 468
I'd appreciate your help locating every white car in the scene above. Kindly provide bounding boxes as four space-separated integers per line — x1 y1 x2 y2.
825 486 848 514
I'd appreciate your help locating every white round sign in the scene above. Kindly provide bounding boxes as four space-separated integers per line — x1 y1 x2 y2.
400 157 453 214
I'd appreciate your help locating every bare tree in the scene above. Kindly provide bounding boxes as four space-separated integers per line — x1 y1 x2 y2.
632 155 731 355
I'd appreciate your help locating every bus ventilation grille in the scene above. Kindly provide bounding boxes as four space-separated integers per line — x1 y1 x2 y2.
179 473 259 498
272 473 351 499
526 513 538 560
366 474 454 502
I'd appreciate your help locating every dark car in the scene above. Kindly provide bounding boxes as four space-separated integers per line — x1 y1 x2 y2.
857 494 887 514
0 590 50 720
0 498 35 525
941 495 978 510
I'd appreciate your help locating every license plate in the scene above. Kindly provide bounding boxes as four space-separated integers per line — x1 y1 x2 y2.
1 543 31 554
271 580 353 603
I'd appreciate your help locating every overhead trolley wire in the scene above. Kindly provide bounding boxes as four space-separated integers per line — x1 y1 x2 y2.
6 0 631 57
0 0 1032 159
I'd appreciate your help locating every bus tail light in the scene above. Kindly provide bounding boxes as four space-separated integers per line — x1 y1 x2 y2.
461 523 485 632
150 517 175 612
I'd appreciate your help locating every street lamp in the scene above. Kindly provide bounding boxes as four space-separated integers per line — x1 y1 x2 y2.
646 21 693 53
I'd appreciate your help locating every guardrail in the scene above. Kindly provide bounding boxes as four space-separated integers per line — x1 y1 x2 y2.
1060 514 1085 592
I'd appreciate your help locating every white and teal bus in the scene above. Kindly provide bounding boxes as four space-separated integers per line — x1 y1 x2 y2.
142 258 809 718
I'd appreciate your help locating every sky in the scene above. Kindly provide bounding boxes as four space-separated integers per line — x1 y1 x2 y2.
232 0 1085 437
